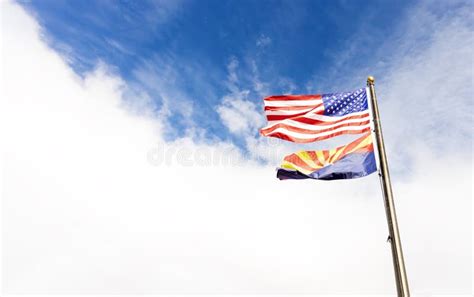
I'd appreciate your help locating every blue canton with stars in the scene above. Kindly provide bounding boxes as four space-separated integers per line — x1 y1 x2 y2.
321 88 368 117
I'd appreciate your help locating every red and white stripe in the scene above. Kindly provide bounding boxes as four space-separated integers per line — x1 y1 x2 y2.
260 94 371 143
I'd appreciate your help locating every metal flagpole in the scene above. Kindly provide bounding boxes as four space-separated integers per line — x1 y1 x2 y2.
367 76 410 297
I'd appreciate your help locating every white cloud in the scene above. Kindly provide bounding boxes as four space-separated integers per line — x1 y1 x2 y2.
256 34 272 48
226 56 240 92
379 4 473 155
1 1 471 296
217 58 266 137
216 92 264 136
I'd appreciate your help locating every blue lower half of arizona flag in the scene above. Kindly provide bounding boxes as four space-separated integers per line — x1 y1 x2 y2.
277 133 377 180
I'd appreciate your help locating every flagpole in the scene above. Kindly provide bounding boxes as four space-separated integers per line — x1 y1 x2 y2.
367 76 410 297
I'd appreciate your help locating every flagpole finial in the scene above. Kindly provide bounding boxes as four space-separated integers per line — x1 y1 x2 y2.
367 76 375 85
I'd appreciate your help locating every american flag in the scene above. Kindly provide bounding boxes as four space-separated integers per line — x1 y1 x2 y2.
260 88 371 143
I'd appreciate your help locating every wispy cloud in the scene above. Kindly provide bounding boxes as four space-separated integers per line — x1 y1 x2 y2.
216 58 266 137
256 34 272 48
216 92 263 136
305 1 472 159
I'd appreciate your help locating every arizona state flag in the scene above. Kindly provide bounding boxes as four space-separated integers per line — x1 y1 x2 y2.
277 133 376 180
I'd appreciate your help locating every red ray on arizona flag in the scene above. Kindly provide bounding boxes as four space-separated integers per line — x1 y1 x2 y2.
260 88 370 143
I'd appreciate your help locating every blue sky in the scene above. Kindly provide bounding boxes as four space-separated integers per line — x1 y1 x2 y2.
16 0 473 160
19 0 415 142
21 0 410 79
